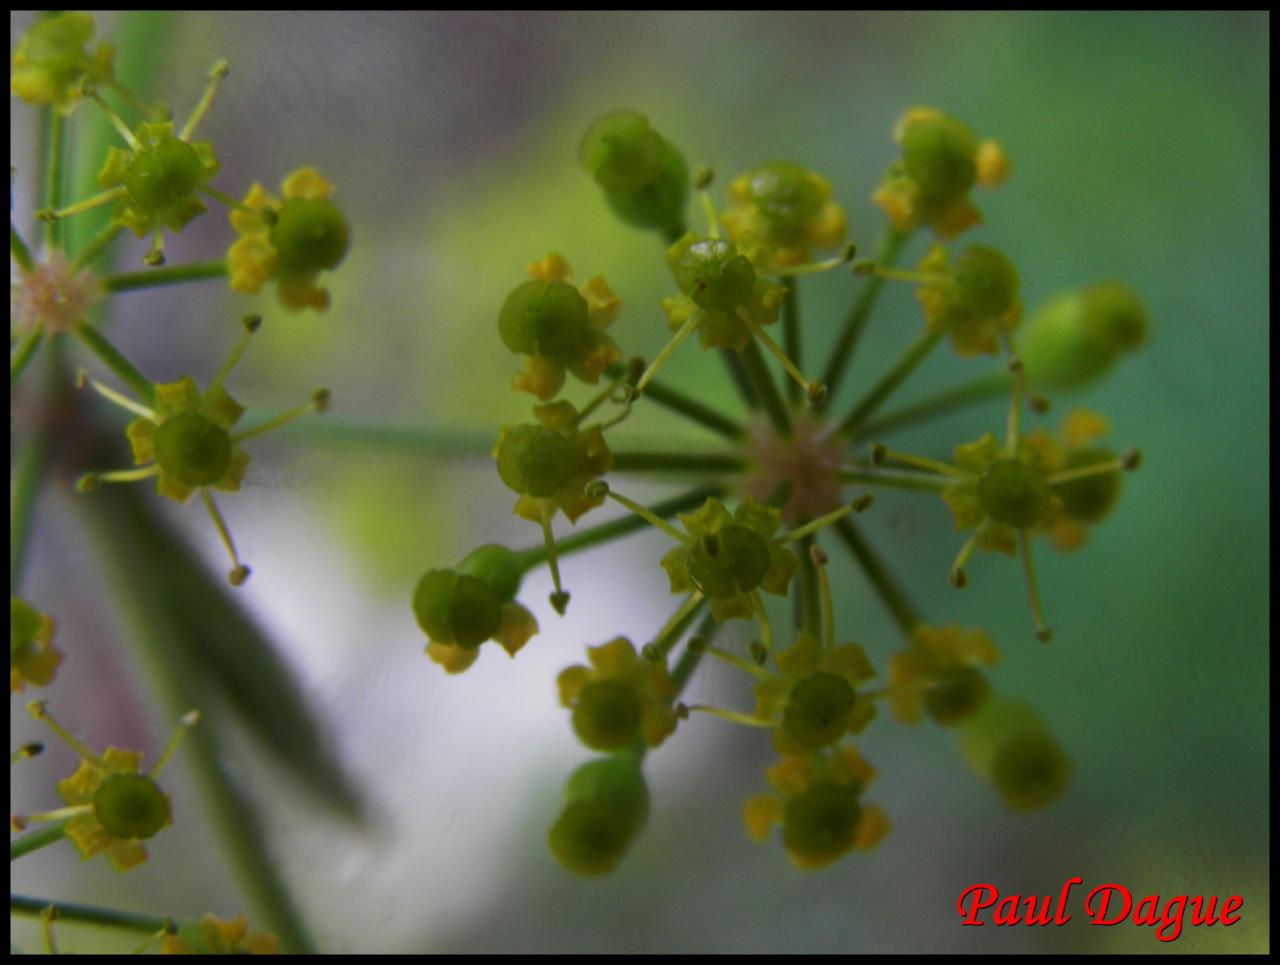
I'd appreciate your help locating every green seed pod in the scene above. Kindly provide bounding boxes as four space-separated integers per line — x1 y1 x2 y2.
497 280 591 359
269 197 350 275
495 424 577 498
579 110 666 193
978 458 1051 529
743 161 825 228
781 671 859 749
412 568 502 648
686 525 771 598
123 137 204 213
923 665 991 726
900 114 979 203
1054 448 1122 523
667 237 757 312
455 544 525 604
153 411 232 487
1020 283 1149 391
992 732 1072 812
549 757 649 876
954 245 1019 320
92 772 171 840
571 680 643 751
782 783 862 864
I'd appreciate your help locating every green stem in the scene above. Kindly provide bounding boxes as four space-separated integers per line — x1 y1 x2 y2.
837 328 944 438
852 370 1009 441
102 259 228 293
9 820 68 862
833 517 920 640
10 329 46 389
11 223 35 273
514 485 721 571
75 324 155 407
10 895 167 936
782 279 801 406
793 530 820 636
10 429 53 593
740 339 791 437
72 222 125 271
838 469 950 494
42 110 67 249
605 362 744 439
671 612 717 694
819 227 908 408
610 450 745 474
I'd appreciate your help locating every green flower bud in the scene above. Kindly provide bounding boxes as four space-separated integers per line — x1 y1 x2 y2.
782 783 862 865
497 279 590 359
781 671 859 749
954 245 1019 320
456 544 525 603
992 732 1072 811
1020 283 1149 391
582 110 689 239
686 524 771 598
923 665 991 726
269 197 349 275
153 411 232 487
124 137 204 213
549 757 649 876
579 110 665 193
978 458 1051 529
743 161 825 228
900 114 979 203
412 568 502 648
1054 448 1122 523
571 680 643 751
24 12 94 73
667 237 757 312
495 424 577 498
93 772 170 840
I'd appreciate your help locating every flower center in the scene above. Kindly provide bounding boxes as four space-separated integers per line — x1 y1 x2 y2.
740 414 845 525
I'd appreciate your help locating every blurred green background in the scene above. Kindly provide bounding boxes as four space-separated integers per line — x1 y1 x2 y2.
10 10 1268 953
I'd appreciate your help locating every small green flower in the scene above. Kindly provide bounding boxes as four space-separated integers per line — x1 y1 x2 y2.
660 497 799 622
10 12 115 115
10 597 62 693
661 233 785 352
914 244 1022 357
1020 281 1149 391
548 756 650 876
580 109 689 239
557 637 677 751
721 161 847 270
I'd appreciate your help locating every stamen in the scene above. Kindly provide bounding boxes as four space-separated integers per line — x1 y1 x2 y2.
78 373 158 422
199 184 253 215
704 643 777 681
200 489 250 586
871 444 972 479
37 186 126 223
634 308 702 396
777 500 861 545
149 710 200 777
180 59 230 141
695 167 719 238
10 742 43 765
207 315 261 398
737 307 825 402
773 243 858 277
1047 458 1128 486
84 82 143 151
1018 530 1052 643
540 504 569 614
76 465 161 493
26 701 107 767
683 704 773 729
230 391 328 444
949 532 979 588
854 262 952 287
594 482 689 543
144 228 166 267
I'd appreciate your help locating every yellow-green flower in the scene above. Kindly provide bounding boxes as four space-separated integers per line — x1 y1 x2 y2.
557 637 677 750
914 243 1022 357
493 399 614 525
1043 409 1125 551
97 120 220 238
872 107 1008 240
888 623 1000 725
661 233 786 352
742 744 889 869
752 632 877 754
721 161 847 270
57 746 168 871
10 12 114 114
229 167 349 312
660 497 799 622
941 430 1059 557
498 253 622 401
10 597 62 693
161 914 278 955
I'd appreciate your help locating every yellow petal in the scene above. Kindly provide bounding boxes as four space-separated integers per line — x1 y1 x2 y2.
893 106 944 143
586 637 637 677
557 666 590 706
854 803 891 851
106 837 149 871
425 641 480 674
975 139 1010 188
511 354 565 401
525 252 573 284
276 274 330 313
281 166 334 201
639 704 677 747
495 602 538 657
1062 409 1109 450
579 275 621 330
742 793 784 841
929 197 982 240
